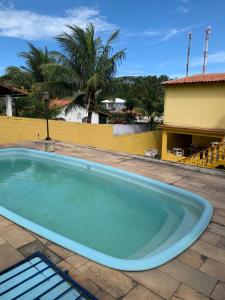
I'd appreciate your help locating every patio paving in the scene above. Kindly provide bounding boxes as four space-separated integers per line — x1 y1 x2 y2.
0 140 225 300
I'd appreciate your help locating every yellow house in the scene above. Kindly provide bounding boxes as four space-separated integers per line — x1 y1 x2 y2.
161 73 225 168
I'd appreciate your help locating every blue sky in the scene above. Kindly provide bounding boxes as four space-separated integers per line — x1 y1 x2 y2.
1 0 225 78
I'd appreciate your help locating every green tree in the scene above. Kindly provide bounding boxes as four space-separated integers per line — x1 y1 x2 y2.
4 43 56 90
1 43 58 118
125 98 141 113
103 75 168 128
41 23 126 123
14 93 60 119
2 67 33 90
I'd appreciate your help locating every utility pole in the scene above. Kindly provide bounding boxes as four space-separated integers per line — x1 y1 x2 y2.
186 32 192 77
202 26 211 74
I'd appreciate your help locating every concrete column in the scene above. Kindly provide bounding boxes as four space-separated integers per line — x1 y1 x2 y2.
161 129 168 160
4 95 13 116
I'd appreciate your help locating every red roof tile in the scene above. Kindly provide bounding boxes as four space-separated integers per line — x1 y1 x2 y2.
163 73 225 85
49 99 72 108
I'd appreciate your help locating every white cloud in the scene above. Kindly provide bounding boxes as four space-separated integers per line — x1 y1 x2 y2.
127 26 192 43
143 30 160 37
167 72 186 79
0 6 116 40
155 26 193 43
127 30 160 37
175 6 191 14
161 28 180 41
117 63 144 76
191 51 225 67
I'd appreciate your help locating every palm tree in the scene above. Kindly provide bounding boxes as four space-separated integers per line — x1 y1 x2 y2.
2 66 33 90
4 43 56 90
19 43 57 83
41 23 126 123
2 44 58 118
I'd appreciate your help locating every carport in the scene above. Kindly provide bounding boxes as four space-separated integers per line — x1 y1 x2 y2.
0 83 27 116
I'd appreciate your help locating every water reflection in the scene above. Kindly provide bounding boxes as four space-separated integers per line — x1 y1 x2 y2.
0 158 33 183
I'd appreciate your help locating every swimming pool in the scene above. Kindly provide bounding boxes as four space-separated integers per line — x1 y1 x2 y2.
0 148 212 271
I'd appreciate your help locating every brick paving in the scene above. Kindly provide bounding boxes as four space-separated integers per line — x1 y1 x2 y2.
0 141 225 300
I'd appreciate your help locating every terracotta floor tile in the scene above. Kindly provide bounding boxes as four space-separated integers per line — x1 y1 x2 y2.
191 240 225 265
95 290 115 300
217 237 225 250
177 249 206 269
171 284 209 300
0 216 12 229
0 224 35 248
200 231 221 246
214 208 225 217
200 258 225 282
18 239 45 257
122 285 163 300
65 254 89 269
48 244 73 259
211 281 225 300
57 260 100 295
79 262 135 298
159 259 217 296
0 236 5 245
125 269 180 299
212 215 225 226
0 243 24 271
31 233 49 245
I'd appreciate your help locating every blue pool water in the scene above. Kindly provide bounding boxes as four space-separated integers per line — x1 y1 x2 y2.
0 148 213 270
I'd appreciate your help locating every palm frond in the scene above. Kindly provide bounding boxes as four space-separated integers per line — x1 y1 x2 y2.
33 81 73 98
65 93 88 114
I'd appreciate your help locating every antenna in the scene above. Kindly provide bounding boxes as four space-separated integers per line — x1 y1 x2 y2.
202 25 211 74
186 32 192 77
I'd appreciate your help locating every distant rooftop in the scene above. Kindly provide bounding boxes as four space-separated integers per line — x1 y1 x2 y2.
0 82 28 96
50 99 72 108
101 98 126 104
163 73 225 85
50 99 110 116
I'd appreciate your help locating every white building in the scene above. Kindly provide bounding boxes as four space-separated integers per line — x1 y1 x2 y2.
50 99 109 124
101 98 126 111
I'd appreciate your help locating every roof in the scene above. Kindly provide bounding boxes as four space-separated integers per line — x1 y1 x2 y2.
0 82 28 97
160 124 225 135
50 99 110 116
101 98 126 104
163 73 225 85
49 99 72 108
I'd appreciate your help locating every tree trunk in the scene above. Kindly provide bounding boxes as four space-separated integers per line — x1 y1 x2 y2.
87 110 92 123
15 103 19 117
86 90 95 124
150 118 154 131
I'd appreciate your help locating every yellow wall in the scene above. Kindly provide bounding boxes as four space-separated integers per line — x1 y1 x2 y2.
164 83 225 129
0 116 162 155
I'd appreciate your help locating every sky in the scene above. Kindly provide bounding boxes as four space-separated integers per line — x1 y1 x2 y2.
1 0 225 78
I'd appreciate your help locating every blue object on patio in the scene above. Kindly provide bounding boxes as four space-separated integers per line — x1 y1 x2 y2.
0 251 98 299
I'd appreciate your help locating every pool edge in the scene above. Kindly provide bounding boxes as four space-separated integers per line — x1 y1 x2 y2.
0 147 213 271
